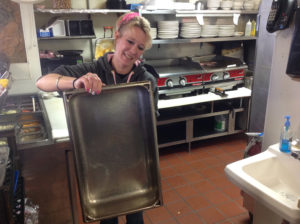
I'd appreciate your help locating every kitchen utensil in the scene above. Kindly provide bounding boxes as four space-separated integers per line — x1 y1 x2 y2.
63 82 162 222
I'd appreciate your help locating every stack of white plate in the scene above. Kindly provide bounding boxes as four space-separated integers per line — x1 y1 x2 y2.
150 27 157 39
201 25 219 37
180 22 201 39
218 25 235 37
157 21 179 39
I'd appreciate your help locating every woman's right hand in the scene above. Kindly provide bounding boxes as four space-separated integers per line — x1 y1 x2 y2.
73 73 106 95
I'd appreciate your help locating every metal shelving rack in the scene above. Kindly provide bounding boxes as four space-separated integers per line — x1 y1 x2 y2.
152 36 256 44
35 8 258 44
34 8 258 151
37 35 96 40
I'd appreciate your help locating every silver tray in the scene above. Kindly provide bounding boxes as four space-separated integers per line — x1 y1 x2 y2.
63 82 162 222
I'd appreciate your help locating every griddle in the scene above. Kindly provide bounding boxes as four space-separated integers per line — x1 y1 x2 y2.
191 55 245 70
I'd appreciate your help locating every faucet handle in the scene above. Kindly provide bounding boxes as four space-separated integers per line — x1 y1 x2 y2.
291 150 300 159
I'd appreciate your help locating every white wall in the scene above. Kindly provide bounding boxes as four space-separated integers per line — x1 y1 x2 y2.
262 20 300 150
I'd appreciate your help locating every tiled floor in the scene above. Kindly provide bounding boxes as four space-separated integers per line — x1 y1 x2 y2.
122 134 251 224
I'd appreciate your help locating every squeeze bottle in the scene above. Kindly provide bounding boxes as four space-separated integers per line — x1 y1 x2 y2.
250 20 256 36
280 115 292 153
245 20 251 36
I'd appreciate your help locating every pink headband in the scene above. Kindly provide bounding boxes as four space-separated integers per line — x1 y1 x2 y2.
121 12 140 25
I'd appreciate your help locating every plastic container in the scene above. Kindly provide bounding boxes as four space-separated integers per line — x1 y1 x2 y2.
245 20 251 36
94 27 114 60
214 115 227 132
280 115 293 153
49 20 66 37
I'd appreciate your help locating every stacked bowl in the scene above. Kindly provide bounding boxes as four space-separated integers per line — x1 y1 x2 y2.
207 0 221 9
157 21 179 39
243 1 254 10
252 0 261 10
220 1 233 10
232 1 243 9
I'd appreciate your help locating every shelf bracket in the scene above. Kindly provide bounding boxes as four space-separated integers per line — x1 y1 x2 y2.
233 13 240 25
196 14 204 25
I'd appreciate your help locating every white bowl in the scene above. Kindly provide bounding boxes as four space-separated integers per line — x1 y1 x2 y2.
221 1 233 6
233 1 243 6
221 1 233 9
244 2 254 7
207 0 221 3
207 1 220 6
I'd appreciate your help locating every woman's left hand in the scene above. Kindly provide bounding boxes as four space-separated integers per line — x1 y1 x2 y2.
73 73 106 95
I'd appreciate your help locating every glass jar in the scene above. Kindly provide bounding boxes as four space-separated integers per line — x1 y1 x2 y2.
104 26 113 38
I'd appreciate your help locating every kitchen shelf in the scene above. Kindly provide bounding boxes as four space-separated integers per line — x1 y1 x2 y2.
37 35 96 40
153 36 256 44
157 108 244 125
158 87 251 109
192 129 244 141
141 9 258 16
35 8 130 14
35 8 258 15
37 35 256 42
44 35 256 43
157 90 251 150
175 9 258 17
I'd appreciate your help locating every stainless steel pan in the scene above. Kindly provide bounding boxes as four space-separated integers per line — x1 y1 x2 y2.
63 81 162 222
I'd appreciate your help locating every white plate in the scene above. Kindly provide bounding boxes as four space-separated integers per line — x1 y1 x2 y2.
201 34 217 37
158 34 179 37
234 32 244 37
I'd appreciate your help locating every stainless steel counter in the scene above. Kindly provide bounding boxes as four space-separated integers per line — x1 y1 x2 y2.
40 87 251 141
40 92 69 142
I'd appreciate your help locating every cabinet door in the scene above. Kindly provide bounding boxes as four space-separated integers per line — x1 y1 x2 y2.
20 143 73 224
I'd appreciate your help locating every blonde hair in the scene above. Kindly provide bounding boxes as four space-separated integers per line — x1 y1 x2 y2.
116 12 152 50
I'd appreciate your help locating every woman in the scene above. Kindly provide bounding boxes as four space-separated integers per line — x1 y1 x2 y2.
36 12 158 224
36 12 158 111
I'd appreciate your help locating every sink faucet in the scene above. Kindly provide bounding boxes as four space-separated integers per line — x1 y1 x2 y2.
243 132 264 158
291 150 300 160
290 138 300 160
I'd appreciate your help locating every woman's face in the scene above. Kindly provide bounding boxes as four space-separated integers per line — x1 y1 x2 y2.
114 26 147 68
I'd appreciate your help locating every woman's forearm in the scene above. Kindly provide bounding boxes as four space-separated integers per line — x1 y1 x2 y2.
36 73 76 92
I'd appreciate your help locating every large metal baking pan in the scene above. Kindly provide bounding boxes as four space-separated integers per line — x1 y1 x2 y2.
63 81 162 222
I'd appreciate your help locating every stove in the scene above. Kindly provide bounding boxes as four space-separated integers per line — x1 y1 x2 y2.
148 55 247 98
